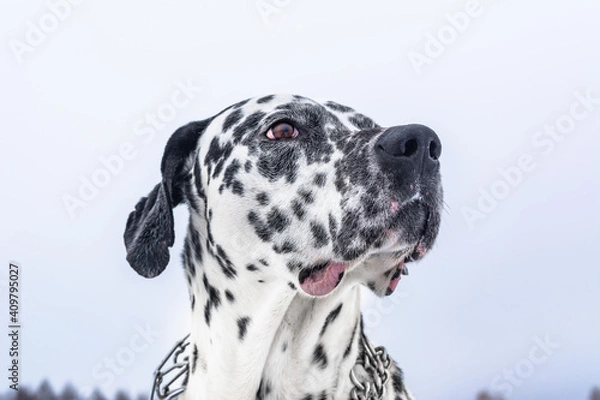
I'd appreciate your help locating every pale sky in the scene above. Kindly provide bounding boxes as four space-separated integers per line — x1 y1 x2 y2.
1 0 599 399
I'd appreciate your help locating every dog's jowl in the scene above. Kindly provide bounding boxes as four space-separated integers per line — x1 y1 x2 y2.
124 94 443 400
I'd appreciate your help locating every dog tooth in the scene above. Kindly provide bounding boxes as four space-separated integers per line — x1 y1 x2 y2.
401 265 409 275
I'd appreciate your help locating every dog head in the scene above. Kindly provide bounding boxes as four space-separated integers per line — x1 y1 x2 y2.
124 94 442 297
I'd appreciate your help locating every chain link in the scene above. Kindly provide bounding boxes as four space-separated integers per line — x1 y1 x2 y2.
350 332 392 400
150 334 190 400
150 332 391 400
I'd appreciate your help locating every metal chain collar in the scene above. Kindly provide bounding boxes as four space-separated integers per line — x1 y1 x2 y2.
150 332 392 400
349 332 392 400
151 334 190 400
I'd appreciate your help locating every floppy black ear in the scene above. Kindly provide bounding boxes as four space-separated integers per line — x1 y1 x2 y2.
124 120 209 278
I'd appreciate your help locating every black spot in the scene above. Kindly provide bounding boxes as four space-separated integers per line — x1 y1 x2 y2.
282 342 288 352
324 101 354 113
286 261 302 272
273 241 295 254
222 159 242 194
310 221 329 248
231 98 250 109
349 113 376 130
288 282 296 290
301 396 313 400
328 214 338 241
237 316 250 340
334 171 346 193
256 380 264 400
392 369 407 395
222 109 243 131
212 158 227 179
291 200 306 220
247 211 273 242
244 160 253 172
318 391 327 400
185 176 202 214
367 281 376 291
188 226 204 269
257 94 275 104
182 238 195 278
256 192 270 206
192 344 199 373
193 158 206 202
202 274 221 306
312 173 327 187
259 259 269 266
258 279 265 283
205 137 234 178
247 264 259 272
343 322 358 359
215 245 238 278
256 379 271 400
312 344 328 369
204 301 212 326
190 294 195 310
205 218 215 246
231 180 244 195
232 111 267 144
319 303 343 337
202 273 222 326
225 289 235 303
297 188 315 204
267 207 290 233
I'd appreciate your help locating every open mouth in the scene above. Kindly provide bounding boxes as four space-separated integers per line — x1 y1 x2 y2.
386 259 409 295
298 262 346 296
396 201 434 263
383 211 431 294
298 201 438 297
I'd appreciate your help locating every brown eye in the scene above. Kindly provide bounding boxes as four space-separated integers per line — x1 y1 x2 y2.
266 122 299 140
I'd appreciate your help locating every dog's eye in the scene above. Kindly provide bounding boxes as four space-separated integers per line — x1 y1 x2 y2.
266 122 299 140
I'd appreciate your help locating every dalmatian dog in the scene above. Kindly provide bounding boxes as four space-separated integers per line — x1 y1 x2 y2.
124 94 442 400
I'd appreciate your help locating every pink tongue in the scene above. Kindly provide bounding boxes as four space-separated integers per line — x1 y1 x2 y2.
388 262 405 293
299 262 346 296
388 273 402 293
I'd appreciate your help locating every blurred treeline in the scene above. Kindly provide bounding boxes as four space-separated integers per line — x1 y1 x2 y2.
0 380 598 400
0 381 145 400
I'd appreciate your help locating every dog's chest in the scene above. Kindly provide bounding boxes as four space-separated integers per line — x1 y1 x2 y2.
258 324 353 399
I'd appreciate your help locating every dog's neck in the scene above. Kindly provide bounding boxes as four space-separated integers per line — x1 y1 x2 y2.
181 215 409 400
183 250 361 398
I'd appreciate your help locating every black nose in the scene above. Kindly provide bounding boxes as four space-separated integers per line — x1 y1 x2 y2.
375 124 441 182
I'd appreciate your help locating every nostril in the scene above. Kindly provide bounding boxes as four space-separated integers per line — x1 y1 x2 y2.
403 138 418 157
429 140 440 160
375 125 441 178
